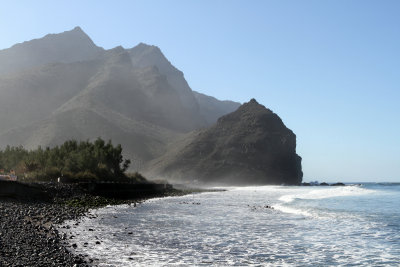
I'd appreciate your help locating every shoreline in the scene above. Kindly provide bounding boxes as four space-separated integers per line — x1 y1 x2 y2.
0 182 193 267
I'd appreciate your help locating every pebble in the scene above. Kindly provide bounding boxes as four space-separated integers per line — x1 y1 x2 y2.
0 181 185 266
0 182 92 266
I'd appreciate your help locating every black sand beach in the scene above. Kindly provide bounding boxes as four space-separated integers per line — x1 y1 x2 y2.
0 199 91 267
0 182 184 267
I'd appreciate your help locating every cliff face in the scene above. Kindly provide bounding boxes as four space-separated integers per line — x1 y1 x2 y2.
146 99 303 185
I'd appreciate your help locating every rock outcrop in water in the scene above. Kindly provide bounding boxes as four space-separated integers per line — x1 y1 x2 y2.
145 99 303 185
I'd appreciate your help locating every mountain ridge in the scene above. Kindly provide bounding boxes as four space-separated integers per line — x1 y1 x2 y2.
0 27 103 75
0 27 302 185
0 27 241 173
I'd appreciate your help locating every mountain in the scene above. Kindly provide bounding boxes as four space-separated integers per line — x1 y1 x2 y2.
0 46 203 163
54 46 204 132
193 91 241 125
0 27 240 169
0 27 302 185
128 44 200 111
0 107 179 167
144 99 303 185
0 27 103 75
0 59 103 131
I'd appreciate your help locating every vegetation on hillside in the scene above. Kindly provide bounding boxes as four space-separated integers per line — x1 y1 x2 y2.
0 138 143 182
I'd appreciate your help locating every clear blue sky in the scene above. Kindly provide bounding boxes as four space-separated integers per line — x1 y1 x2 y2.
1 0 399 182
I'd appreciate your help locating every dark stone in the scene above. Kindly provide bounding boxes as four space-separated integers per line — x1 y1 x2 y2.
331 182 345 186
0 197 95 266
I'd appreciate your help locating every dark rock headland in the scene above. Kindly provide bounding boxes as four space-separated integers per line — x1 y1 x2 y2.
146 99 303 185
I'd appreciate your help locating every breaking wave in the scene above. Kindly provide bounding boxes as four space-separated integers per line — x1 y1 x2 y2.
59 184 400 266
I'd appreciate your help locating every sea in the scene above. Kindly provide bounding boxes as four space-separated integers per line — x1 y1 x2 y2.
60 183 400 266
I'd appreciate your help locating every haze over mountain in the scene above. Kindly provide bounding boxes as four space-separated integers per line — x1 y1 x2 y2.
0 27 302 185
0 27 240 166
0 27 103 75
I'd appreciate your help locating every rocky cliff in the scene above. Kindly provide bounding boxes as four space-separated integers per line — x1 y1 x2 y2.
145 99 303 185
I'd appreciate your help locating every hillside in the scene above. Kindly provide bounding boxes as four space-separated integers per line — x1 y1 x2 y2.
193 91 241 125
144 99 303 185
0 27 240 168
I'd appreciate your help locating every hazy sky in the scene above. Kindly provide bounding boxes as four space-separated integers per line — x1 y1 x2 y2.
1 1 399 182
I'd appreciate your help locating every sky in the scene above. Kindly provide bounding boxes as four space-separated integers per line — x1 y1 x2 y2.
0 0 399 182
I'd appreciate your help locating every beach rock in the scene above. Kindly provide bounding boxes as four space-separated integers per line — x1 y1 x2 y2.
0 178 172 267
0 199 90 267
331 182 345 186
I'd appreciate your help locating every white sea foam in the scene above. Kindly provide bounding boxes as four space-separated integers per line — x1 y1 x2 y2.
272 204 312 217
59 186 399 266
278 185 373 203
272 186 376 219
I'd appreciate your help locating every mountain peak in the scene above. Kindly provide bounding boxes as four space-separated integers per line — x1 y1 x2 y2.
128 42 184 78
109 45 125 53
236 98 272 114
249 98 258 104
135 42 160 50
41 26 92 43
72 26 84 32
0 27 103 74
129 43 163 61
68 26 91 38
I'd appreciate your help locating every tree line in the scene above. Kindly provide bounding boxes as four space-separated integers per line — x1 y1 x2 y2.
0 138 143 182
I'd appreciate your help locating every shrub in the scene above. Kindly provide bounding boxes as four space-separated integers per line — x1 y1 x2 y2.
72 171 99 183
0 138 132 182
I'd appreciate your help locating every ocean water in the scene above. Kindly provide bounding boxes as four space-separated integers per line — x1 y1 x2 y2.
60 183 400 266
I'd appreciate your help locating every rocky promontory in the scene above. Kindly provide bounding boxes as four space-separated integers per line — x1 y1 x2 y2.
145 99 303 185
